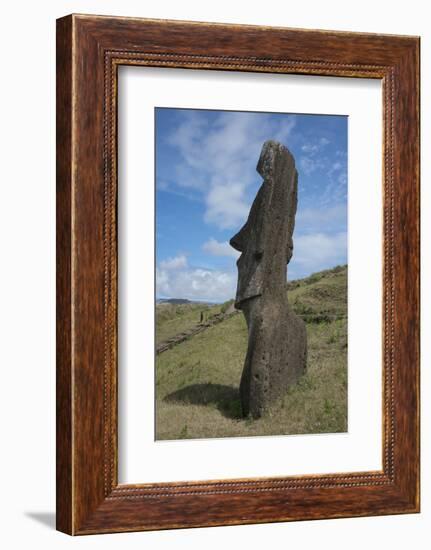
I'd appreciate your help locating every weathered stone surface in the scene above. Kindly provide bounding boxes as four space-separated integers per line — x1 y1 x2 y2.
230 140 307 418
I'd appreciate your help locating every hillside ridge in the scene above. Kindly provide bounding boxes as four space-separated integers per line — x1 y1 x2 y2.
156 264 347 351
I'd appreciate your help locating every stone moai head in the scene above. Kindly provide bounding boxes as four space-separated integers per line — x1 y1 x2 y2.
230 140 298 309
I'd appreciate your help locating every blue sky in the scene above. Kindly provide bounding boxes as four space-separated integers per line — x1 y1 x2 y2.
155 108 347 302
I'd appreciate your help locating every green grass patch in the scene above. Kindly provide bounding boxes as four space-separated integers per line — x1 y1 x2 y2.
155 266 348 440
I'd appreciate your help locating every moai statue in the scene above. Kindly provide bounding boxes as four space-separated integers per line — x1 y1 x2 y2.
230 140 307 418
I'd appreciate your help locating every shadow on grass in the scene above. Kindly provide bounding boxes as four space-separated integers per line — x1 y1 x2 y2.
164 383 242 419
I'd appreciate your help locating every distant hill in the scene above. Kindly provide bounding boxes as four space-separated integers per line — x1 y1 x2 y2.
155 264 348 441
157 298 214 306
157 298 193 305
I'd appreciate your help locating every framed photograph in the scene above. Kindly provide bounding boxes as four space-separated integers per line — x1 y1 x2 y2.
56 14 420 535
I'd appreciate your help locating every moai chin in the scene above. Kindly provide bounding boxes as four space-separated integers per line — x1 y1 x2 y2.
230 140 307 418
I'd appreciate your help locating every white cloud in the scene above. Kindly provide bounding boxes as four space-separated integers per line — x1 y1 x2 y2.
292 231 347 273
166 111 297 229
301 136 330 156
202 238 240 259
204 183 249 229
299 138 347 209
299 156 325 175
299 135 332 175
157 250 237 302
156 265 236 302
159 254 188 270
320 154 348 204
301 144 319 154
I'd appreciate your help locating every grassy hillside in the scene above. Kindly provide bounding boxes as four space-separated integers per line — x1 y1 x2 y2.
156 302 223 345
155 265 347 440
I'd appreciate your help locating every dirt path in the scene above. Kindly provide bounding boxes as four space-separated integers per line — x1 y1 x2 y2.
156 310 238 355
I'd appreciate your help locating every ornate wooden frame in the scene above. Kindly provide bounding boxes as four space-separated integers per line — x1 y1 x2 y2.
56 14 420 535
